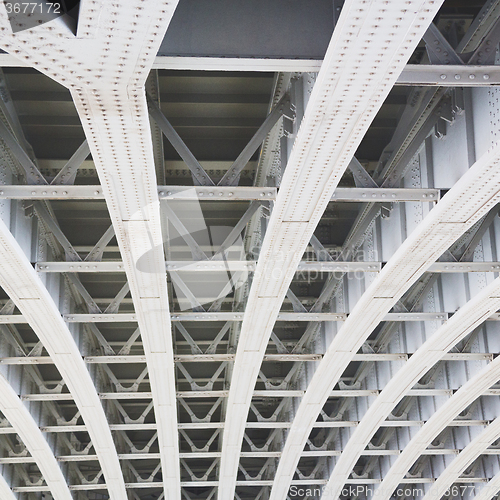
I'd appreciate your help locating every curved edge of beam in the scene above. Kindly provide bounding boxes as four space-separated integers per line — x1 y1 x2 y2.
268 141 500 500
0 473 15 500
0 371 61 499
218 1 446 498
322 276 500 498
0 217 126 499
71 86 180 500
377 350 500 495
422 416 500 499
475 470 500 500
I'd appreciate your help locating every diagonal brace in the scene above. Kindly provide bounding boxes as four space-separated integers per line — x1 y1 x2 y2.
147 93 214 186
218 94 292 186
51 140 90 185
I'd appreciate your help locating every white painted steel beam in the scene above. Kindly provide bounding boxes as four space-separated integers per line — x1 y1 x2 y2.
11 477 491 492
475 471 500 500
0 185 274 200
0 353 409 364
19 387 459 401
151 61 500 86
0 447 491 466
3 49 500 85
34 260 500 273
0 185 439 202
0 418 490 436
36 260 382 273
398 65 500 86
70 65 183 500
61 312 451 323
0 1 181 498
0 373 61 500
218 1 445 499
0 352 492 365
423 416 500 500
322 276 500 499
268 126 500 500
0 209 125 498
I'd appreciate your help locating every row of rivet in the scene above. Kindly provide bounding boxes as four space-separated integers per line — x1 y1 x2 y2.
440 73 492 80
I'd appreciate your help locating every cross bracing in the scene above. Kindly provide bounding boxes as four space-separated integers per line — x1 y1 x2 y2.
0 1 499 499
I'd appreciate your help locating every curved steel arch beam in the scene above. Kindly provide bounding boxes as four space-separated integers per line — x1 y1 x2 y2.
377 354 500 499
422 416 500 499
0 370 65 500
475 470 500 500
0 214 125 498
0 475 14 500
268 143 500 500
0 1 181 498
322 276 500 499
218 1 445 498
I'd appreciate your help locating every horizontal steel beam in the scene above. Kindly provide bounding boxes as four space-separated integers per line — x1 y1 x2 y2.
0 185 275 201
330 188 440 202
0 419 488 438
1 52 499 85
0 352 491 365
20 388 475 401
0 447 496 466
35 261 500 274
36 261 382 273
8 309 500 325
61 312 449 323
0 185 439 202
12 476 487 492
398 65 500 86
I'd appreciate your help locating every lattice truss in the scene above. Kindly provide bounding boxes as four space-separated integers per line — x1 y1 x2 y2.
0 0 500 499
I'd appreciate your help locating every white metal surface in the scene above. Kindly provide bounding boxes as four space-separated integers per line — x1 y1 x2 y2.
0 1 181 498
475 471 500 500
218 1 445 498
0 185 441 202
423 416 500 500
322 276 500 499
0 1 497 497
34 260 500 274
0 205 124 497
0 371 62 500
36 260 382 273
268 139 500 500
3 50 500 86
